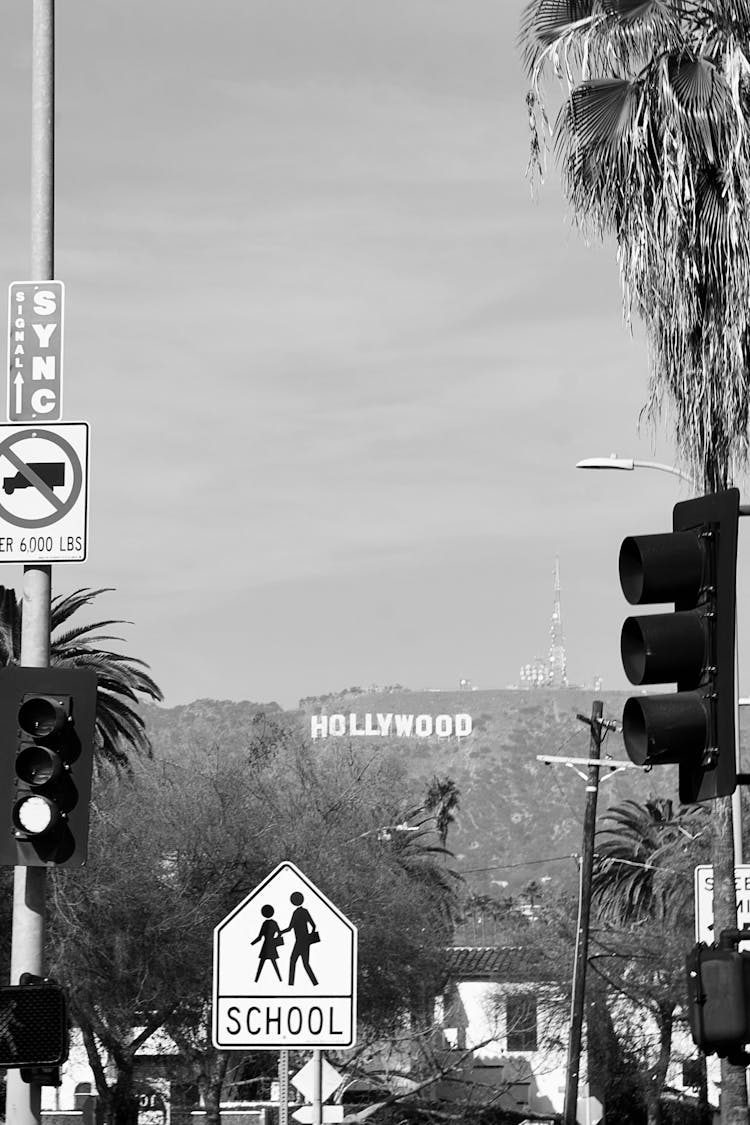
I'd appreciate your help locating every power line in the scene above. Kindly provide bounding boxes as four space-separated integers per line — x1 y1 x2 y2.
459 854 577 874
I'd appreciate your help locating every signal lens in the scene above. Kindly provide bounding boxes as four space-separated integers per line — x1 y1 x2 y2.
14 795 56 836
15 745 64 787
18 696 65 739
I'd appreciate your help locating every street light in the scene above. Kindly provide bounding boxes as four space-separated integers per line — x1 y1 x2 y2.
575 454 696 489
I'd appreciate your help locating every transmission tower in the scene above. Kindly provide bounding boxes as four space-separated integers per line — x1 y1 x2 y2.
548 557 568 688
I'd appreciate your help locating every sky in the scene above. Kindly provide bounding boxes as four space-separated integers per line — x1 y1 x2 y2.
1 0 749 710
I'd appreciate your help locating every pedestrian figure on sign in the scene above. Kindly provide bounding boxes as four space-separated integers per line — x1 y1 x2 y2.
282 892 319 986
252 904 284 981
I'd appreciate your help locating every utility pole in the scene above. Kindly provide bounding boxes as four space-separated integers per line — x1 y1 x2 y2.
6 3 55 1122
539 703 635 1125
539 697 634 1120
562 701 603 1125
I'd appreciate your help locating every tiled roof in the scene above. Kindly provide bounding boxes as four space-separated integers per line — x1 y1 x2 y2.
446 946 560 983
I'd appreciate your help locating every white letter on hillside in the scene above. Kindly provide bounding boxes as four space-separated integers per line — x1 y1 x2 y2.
310 716 328 740
455 714 472 737
377 713 392 736
394 714 414 736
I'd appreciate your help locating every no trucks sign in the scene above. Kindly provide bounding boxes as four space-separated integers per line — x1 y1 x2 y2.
212 862 358 1050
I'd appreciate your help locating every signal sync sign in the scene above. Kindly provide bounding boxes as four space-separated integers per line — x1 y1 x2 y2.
7 282 64 423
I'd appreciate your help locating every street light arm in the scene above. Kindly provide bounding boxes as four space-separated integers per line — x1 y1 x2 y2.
575 455 696 489
631 459 696 487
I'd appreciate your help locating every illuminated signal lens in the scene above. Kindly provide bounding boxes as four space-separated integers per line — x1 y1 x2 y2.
13 794 58 836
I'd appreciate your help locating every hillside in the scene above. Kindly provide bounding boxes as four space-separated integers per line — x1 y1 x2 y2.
297 686 672 898
140 686 740 902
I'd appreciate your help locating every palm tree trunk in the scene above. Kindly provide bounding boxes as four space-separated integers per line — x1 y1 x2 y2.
711 797 747 1124
643 1003 674 1125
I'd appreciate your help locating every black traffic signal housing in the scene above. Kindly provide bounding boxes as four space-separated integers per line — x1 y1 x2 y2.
686 931 750 1064
0 975 68 1081
619 488 739 803
0 666 97 867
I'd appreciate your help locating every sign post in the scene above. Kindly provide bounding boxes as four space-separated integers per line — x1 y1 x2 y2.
6 4 57 1123
291 1055 345 1124
213 861 357 1051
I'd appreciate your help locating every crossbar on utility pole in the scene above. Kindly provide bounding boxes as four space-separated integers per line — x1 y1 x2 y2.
6 3 55 1123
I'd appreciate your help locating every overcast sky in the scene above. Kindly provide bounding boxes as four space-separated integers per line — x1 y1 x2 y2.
1 1 747 710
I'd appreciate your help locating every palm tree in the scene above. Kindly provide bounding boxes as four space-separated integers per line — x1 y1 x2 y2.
368 777 462 925
520 0 750 491
591 798 711 1125
519 7 750 1115
423 774 461 849
593 797 709 927
0 585 162 770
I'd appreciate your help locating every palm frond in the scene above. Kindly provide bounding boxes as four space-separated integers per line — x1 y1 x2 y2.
522 0 683 87
6 586 168 771
52 621 129 649
92 690 153 770
661 54 736 162
592 798 708 927
0 586 21 666
555 76 655 229
520 0 596 85
521 0 750 487
50 588 116 632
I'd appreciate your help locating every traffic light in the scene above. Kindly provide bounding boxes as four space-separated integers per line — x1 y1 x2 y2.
0 666 97 867
619 488 740 803
0 976 68 1076
686 935 750 1063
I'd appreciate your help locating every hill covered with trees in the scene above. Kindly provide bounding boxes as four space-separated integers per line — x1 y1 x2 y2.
141 686 721 901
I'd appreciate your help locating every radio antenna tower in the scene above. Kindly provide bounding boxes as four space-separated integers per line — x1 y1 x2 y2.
549 557 568 688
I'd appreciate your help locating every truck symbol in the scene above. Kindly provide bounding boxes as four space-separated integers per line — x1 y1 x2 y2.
3 462 65 495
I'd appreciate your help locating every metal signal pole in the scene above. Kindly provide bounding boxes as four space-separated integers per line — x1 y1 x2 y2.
6 2 55 1122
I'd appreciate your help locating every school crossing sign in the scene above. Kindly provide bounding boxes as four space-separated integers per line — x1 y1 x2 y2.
213 862 358 1050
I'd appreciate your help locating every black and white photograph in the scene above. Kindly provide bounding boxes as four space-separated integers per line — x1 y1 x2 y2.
0 2 750 1123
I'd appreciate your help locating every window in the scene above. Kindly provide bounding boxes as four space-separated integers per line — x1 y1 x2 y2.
682 1059 702 1091
506 993 538 1052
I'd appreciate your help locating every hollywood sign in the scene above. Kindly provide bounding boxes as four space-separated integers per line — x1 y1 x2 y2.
310 713 472 739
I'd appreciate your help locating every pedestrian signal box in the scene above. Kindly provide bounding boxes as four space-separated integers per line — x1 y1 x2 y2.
686 932 750 1063
0 977 68 1070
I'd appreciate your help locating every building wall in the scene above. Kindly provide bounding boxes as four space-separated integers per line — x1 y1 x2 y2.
439 979 566 1117
438 977 721 1118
